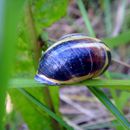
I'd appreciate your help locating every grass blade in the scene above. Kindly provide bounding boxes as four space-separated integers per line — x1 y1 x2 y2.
9 78 130 90
0 1 25 129
104 0 112 36
77 0 95 37
87 86 130 130
18 88 73 130
102 30 130 48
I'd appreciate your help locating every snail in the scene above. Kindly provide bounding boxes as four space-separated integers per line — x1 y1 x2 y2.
35 33 111 85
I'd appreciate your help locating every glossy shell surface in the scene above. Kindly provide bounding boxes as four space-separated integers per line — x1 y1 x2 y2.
35 34 111 85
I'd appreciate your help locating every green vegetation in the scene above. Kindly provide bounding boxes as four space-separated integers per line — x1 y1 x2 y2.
0 0 130 130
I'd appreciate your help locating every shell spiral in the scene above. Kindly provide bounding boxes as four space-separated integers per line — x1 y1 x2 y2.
35 34 111 85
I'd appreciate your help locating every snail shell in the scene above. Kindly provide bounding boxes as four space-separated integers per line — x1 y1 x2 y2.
35 33 111 85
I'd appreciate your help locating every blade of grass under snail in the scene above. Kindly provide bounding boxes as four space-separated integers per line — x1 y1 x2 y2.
87 86 130 130
77 0 96 37
9 78 130 90
17 88 74 130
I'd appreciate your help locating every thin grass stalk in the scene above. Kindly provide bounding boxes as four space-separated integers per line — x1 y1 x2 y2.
82 114 130 129
77 0 96 37
104 0 112 36
87 86 130 129
102 30 130 48
112 58 130 69
104 71 118 104
18 88 74 130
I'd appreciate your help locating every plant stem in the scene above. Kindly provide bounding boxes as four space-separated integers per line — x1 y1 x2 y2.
112 58 130 69
25 2 41 69
18 88 73 130
42 87 61 130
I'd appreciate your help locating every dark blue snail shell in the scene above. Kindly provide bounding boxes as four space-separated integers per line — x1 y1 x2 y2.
35 33 111 85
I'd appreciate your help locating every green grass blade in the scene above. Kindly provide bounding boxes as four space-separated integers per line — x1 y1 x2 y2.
87 86 130 130
48 87 60 115
104 0 112 36
102 30 130 48
115 91 130 130
109 72 130 79
77 0 95 37
17 88 73 130
9 78 44 88
117 91 130 110
0 1 25 129
9 78 130 90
